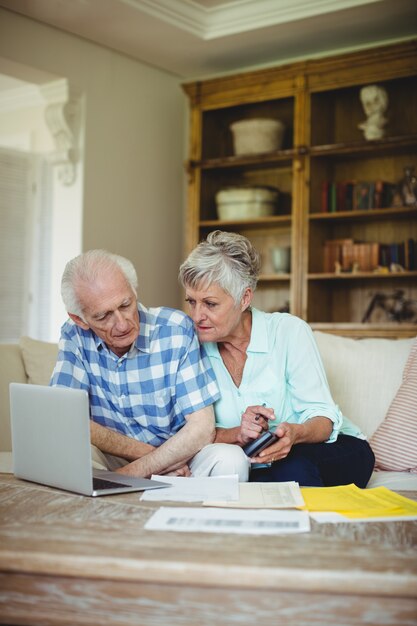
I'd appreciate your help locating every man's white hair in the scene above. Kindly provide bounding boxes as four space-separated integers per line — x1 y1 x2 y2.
61 249 138 318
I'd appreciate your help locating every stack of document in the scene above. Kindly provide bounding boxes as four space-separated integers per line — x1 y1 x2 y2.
142 476 309 535
142 477 417 534
141 475 305 508
301 483 417 523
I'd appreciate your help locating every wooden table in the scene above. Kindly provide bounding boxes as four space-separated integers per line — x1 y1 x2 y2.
0 474 416 626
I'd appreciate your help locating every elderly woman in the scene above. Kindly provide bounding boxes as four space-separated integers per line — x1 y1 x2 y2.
179 231 375 487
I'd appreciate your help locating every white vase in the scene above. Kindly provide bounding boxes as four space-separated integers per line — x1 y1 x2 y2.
271 246 291 273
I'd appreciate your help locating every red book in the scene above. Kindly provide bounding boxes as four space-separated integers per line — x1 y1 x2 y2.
374 180 387 208
321 181 329 212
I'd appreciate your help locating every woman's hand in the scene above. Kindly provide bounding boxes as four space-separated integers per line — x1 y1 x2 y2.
239 404 275 445
251 421 296 463
251 416 333 464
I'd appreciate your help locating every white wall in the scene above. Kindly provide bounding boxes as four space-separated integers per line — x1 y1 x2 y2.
0 8 187 339
0 103 53 152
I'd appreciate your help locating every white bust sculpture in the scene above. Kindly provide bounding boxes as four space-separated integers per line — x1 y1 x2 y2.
358 84 388 141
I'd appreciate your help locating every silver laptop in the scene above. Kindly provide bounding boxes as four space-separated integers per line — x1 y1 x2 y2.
9 383 170 497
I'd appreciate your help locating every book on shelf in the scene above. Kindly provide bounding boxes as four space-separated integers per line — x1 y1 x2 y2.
405 238 416 270
345 182 354 211
321 182 353 212
350 242 379 272
355 242 378 272
329 182 337 213
354 182 371 210
323 239 381 273
324 238 417 273
320 179 396 212
341 240 354 271
323 239 353 272
380 239 417 270
336 181 355 212
374 180 395 209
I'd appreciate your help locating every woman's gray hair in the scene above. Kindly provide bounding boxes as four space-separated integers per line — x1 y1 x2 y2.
179 230 261 304
61 249 138 318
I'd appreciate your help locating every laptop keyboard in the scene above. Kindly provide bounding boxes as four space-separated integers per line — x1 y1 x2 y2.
93 476 132 490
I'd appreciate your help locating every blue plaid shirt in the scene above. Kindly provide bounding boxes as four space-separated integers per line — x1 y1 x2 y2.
50 304 220 446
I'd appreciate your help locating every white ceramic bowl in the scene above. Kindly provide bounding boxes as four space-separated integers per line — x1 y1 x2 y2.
215 186 279 220
230 118 285 155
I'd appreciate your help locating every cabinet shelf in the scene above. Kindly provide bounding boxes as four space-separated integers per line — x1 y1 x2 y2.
259 273 291 281
200 215 292 229
193 135 417 168
310 323 417 338
310 135 417 158
308 271 417 280
309 206 417 221
192 150 296 170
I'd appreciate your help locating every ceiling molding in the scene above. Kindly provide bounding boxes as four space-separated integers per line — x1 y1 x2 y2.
128 0 385 39
122 0 206 37
0 0 415 78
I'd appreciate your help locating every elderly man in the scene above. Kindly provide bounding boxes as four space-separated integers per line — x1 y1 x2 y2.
51 249 249 480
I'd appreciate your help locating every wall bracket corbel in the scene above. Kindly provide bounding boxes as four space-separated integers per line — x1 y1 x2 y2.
41 79 80 186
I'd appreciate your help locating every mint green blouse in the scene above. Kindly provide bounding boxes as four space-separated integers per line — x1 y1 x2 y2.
203 309 364 443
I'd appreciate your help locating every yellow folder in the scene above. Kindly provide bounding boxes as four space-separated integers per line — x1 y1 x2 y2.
301 483 417 519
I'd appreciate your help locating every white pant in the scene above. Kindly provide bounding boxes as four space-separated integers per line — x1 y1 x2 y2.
190 443 250 481
92 442 250 482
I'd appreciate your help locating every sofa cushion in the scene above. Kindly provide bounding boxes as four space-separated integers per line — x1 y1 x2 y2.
313 332 414 438
0 343 27 452
369 337 417 473
19 336 58 386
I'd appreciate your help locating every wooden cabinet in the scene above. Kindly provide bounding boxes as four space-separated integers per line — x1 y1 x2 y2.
183 40 417 337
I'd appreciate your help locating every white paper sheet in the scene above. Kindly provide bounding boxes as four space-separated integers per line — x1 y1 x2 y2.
204 481 305 509
310 511 417 523
145 506 311 535
140 474 239 502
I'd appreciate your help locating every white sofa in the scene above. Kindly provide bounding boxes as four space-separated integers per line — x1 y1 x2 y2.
1 333 416 490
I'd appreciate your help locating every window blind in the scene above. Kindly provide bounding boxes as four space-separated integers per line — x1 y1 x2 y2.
0 147 52 342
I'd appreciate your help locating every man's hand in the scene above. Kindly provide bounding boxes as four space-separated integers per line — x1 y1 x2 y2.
116 405 215 478
162 464 192 477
